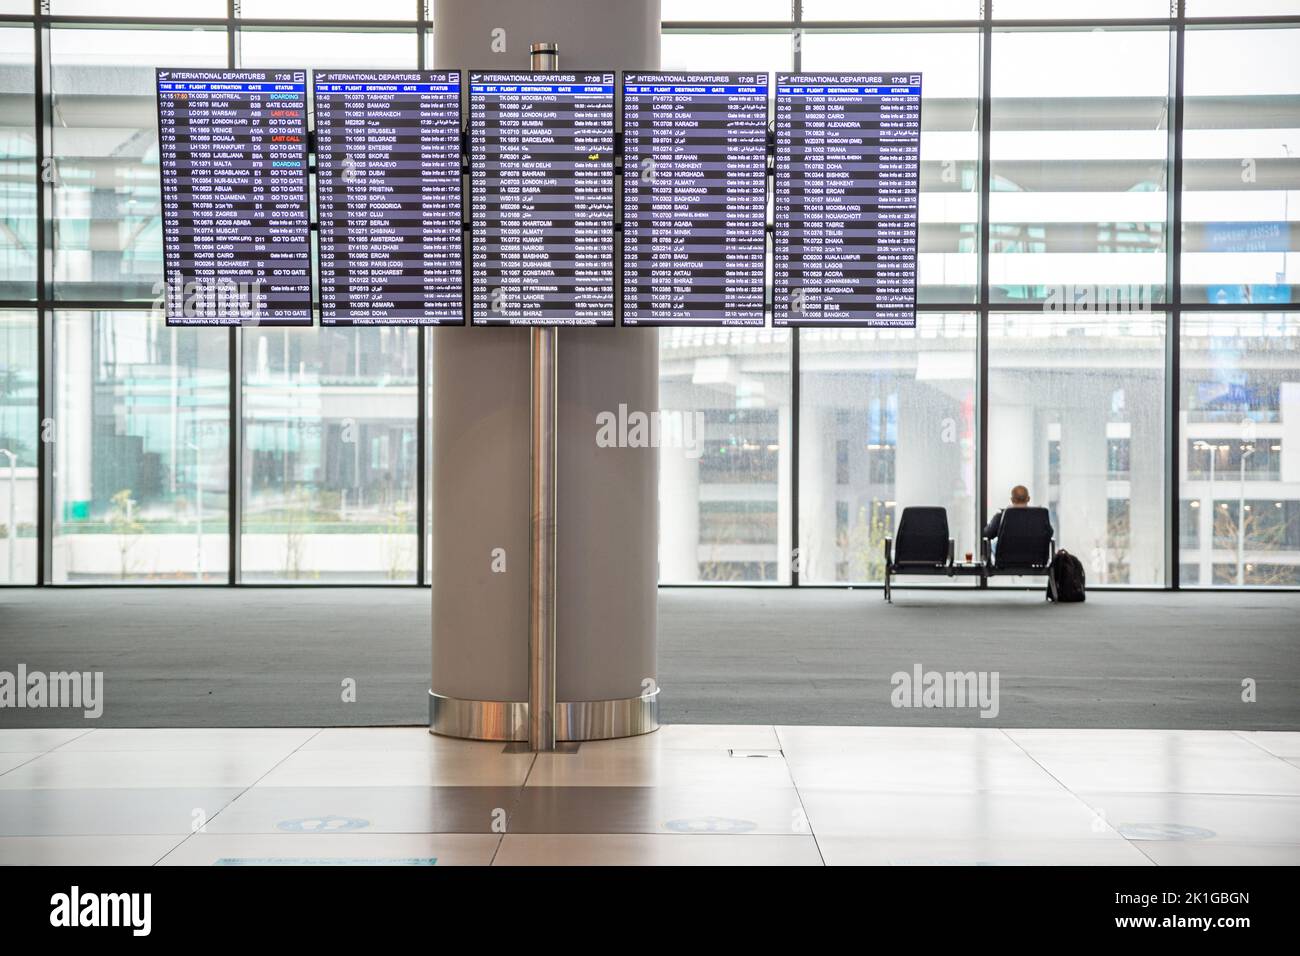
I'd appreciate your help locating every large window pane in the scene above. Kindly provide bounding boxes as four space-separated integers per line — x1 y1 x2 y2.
238 28 418 71
52 311 231 583
241 327 419 583
0 310 37 584
803 29 979 303
1180 312 1300 587
988 312 1166 586
803 1 979 18
661 30 791 82
990 29 1169 305
1183 28 1300 305
50 26 227 301
799 314 977 584
240 0 416 18
994 0 1169 16
0 26 36 299
52 1 226 14
424 334 432 586
662 0 790 19
1187 1 1300 15
659 328 792 584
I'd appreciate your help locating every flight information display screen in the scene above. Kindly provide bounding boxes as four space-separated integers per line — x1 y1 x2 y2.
622 72 768 327
773 72 922 328
314 70 464 325
468 71 616 326
156 68 312 326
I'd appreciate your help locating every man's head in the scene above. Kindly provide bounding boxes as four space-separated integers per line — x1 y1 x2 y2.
1010 485 1030 506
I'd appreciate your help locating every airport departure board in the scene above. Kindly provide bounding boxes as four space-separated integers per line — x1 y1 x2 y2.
622 73 768 327
773 73 922 328
468 71 616 326
314 71 464 325
156 69 312 326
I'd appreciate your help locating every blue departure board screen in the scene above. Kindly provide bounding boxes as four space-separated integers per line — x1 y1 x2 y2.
468 71 616 326
314 70 465 326
156 69 312 326
622 73 768 327
773 73 922 328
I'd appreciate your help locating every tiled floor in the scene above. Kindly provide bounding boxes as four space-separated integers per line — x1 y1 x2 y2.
0 725 1296 866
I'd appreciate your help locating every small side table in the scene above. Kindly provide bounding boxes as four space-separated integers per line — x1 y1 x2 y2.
947 562 986 582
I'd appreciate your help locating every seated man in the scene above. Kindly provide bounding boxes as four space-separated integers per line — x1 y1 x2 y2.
985 484 1031 543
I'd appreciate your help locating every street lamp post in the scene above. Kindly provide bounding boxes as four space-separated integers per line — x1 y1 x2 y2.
1238 443 1254 585
1282 144 1292 288
0 448 15 583
1193 439 1216 550
187 441 203 581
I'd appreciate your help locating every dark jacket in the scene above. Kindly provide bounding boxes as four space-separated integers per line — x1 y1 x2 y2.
984 507 1015 540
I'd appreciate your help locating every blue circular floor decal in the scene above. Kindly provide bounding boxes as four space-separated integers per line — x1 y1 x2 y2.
1117 822 1216 841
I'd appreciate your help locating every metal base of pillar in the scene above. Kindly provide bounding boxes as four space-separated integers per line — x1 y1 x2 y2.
428 690 659 743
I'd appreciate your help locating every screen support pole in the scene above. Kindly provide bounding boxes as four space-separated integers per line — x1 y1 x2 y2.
528 41 559 752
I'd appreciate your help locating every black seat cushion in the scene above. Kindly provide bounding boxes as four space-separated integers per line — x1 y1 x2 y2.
893 506 949 566
992 506 1054 570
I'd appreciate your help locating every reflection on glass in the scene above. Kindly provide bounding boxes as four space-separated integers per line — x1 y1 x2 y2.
0 311 37 583
0 26 36 299
803 30 979 303
659 328 792 583
988 312 1166 586
799 315 977 583
990 29 1169 305
52 311 230 583
1180 312 1300 586
241 326 419 583
50 27 227 301
1183 28 1300 305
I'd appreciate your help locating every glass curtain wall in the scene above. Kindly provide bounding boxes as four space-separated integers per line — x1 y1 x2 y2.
0 310 36 582
51 310 229 582
0 4 1297 587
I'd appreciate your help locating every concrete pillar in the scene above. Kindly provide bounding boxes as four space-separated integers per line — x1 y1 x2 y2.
988 404 1034 517
777 398 793 581
57 313 94 515
797 401 839 583
1127 376 1165 585
895 377 974 556
658 419 701 583
428 0 661 741
1057 388 1110 580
